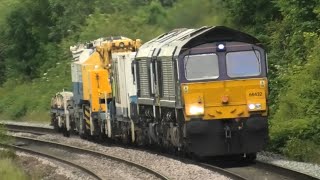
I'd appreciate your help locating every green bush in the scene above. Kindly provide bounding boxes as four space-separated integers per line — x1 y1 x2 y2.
283 138 320 163
269 34 320 159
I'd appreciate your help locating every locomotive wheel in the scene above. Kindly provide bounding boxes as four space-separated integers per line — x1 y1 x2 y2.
70 120 76 135
243 153 257 162
53 119 60 132
189 153 205 162
62 123 70 137
64 128 70 137
65 130 70 137
79 117 88 139
97 122 107 142
97 132 106 142
121 132 130 145
63 128 70 137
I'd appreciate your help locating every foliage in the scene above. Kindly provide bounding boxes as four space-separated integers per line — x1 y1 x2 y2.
164 0 226 29
223 0 279 28
283 138 320 163
0 58 71 120
0 0 18 25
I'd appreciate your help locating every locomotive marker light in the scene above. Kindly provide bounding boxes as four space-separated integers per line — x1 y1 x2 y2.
248 103 262 111
255 104 262 109
217 43 226 52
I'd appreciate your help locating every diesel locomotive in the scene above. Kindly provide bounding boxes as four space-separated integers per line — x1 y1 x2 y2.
51 26 268 159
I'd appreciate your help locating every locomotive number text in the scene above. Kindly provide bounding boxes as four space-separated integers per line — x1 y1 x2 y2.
249 92 263 97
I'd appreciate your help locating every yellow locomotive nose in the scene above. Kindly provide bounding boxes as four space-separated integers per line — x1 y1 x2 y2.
182 78 268 120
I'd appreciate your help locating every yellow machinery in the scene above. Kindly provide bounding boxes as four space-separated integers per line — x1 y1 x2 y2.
77 37 141 137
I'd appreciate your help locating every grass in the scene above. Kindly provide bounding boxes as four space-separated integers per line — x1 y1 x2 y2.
0 158 28 180
0 59 71 123
0 125 28 180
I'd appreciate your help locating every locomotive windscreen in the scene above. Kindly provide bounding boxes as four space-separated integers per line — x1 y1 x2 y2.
226 50 261 78
184 53 219 81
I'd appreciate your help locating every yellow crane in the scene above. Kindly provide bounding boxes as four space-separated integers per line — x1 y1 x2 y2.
72 37 141 138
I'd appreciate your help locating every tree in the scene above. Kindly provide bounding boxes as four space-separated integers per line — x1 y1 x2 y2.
223 0 279 28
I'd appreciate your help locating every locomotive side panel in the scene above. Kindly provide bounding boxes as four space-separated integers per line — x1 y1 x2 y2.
81 53 104 105
71 62 83 105
88 69 111 112
112 52 137 118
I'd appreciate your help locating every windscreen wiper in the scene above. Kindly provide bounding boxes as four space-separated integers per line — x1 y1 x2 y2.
252 46 260 62
184 50 191 78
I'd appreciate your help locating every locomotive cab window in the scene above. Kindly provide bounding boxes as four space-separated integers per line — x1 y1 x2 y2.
226 50 261 78
184 53 219 81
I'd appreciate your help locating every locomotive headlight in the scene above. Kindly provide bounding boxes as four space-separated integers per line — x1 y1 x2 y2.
248 103 262 111
248 104 256 110
189 106 204 115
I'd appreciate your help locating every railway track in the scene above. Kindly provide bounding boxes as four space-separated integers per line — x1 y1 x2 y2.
2 123 55 135
254 161 319 180
5 135 169 180
206 159 319 180
0 141 101 180
3 123 320 180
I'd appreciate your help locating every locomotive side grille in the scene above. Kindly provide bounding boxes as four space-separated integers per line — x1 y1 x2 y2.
161 59 175 100
138 59 150 97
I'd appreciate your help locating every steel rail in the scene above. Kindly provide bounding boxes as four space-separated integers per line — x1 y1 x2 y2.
2 123 55 135
255 160 319 180
11 135 170 180
0 143 102 180
199 162 247 180
209 159 320 180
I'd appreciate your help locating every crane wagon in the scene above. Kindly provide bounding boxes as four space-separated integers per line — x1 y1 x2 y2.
69 37 141 138
50 91 74 136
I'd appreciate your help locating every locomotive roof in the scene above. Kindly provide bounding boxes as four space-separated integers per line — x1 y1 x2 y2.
136 26 262 58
